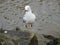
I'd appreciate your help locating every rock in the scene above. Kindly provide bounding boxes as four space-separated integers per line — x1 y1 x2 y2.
0 30 35 45
28 35 38 45
0 30 47 45
0 29 60 45
42 34 60 45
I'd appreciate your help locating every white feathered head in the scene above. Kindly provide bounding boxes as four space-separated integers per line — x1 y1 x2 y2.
25 5 32 12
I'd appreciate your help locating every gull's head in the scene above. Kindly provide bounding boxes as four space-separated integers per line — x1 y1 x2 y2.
25 5 32 12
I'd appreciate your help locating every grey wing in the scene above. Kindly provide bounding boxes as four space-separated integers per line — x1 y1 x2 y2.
23 16 26 23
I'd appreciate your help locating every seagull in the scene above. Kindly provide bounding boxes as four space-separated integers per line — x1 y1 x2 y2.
23 5 36 28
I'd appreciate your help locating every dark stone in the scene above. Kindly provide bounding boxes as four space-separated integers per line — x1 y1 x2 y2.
23 20 26 23
0 42 2 45
42 34 55 39
15 26 20 31
28 35 38 45
42 19 44 21
42 34 59 45
46 39 58 45
0 28 4 33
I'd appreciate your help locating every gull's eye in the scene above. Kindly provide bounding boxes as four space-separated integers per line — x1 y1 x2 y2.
25 10 28 12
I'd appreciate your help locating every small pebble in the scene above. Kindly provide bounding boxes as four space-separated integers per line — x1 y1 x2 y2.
4 31 7 33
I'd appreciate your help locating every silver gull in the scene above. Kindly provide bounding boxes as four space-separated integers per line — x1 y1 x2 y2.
23 5 36 28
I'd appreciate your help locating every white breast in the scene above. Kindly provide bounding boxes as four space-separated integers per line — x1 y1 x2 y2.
23 12 36 23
